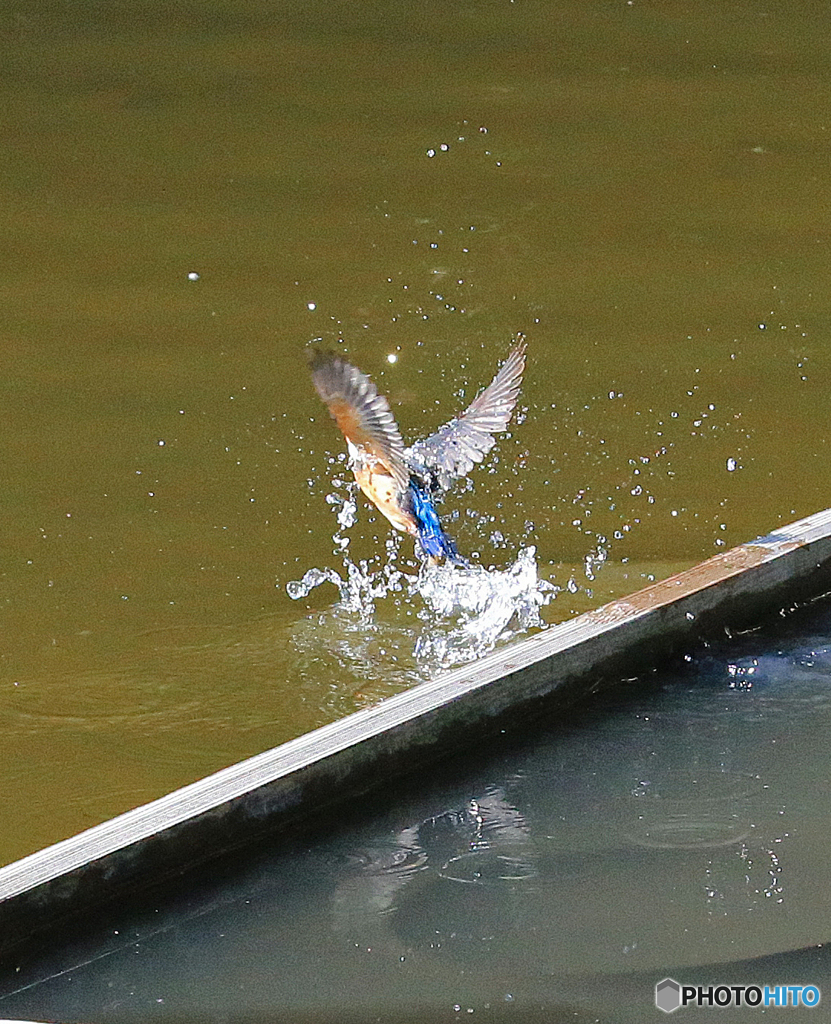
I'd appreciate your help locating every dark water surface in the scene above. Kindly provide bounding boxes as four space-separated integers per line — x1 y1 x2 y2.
3 0 831 1008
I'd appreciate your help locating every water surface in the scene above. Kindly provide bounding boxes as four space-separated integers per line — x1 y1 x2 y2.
2 0 831 904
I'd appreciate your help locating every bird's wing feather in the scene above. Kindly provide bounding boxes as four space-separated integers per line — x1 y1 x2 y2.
408 338 526 491
309 351 410 490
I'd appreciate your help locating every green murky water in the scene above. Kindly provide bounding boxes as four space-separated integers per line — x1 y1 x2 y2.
3 0 831 875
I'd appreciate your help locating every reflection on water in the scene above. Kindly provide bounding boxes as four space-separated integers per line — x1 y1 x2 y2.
4 604 831 1023
287 485 558 678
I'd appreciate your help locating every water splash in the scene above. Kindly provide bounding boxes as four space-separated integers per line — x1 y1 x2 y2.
286 559 413 618
286 491 415 620
413 546 557 673
286 488 558 679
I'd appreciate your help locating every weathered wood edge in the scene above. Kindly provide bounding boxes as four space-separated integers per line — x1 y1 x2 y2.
3 506 831 954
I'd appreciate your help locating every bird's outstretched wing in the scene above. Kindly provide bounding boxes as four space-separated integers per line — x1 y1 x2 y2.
309 350 410 490
407 338 526 492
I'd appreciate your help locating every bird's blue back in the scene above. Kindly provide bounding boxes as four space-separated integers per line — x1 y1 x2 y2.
408 479 465 565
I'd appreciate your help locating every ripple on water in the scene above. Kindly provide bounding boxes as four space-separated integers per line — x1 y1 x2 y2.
625 768 765 850
438 848 538 886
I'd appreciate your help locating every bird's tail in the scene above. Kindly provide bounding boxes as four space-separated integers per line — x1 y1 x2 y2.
408 480 467 566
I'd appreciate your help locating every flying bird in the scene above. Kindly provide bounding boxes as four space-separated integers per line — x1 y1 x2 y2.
309 338 526 565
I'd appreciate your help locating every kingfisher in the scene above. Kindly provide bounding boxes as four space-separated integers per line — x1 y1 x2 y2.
309 338 526 564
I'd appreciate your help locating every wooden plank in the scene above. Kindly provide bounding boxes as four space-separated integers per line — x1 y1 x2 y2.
3 507 831 954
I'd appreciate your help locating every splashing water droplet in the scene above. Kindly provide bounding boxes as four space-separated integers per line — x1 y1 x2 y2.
286 567 346 601
287 479 558 684
412 547 557 674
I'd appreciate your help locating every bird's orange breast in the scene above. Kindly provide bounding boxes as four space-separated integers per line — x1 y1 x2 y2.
353 463 416 536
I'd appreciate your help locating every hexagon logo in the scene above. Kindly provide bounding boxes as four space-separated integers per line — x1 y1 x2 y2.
656 977 682 1013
